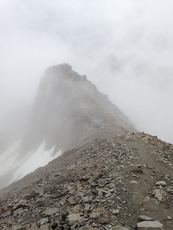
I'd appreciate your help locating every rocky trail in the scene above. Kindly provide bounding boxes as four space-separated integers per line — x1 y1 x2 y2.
0 132 173 230
0 64 173 230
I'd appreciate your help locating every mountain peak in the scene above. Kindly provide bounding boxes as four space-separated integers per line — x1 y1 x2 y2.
44 63 85 81
0 64 135 189
24 64 135 152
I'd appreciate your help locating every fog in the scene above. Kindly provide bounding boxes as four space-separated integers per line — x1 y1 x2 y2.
0 0 173 142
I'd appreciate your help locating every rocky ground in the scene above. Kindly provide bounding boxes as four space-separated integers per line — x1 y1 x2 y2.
0 132 173 230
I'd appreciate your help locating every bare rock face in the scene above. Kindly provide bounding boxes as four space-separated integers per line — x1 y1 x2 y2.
21 63 135 153
0 63 135 189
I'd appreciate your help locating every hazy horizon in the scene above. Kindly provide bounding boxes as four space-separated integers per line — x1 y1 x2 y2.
0 0 173 143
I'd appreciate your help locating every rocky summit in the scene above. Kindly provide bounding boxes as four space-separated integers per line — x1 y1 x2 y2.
0 64 135 189
21 63 135 153
0 64 173 230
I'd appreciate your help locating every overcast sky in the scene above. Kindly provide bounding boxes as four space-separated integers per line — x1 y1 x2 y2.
0 0 173 142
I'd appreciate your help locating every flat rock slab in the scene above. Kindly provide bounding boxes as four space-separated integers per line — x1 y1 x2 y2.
113 225 129 230
138 215 153 221
137 220 163 229
44 208 59 216
67 213 85 225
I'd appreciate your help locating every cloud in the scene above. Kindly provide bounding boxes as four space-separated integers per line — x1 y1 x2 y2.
0 0 173 142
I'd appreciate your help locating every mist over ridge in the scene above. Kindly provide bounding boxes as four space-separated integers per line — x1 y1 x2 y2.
0 0 173 142
0 63 136 189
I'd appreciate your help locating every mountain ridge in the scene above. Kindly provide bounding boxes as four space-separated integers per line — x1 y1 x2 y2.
1 64 173 229
0 132 173 229
21 63 135 153
0 63 135 190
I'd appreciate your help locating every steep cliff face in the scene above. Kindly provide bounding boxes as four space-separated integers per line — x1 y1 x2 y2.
21 63 135 153
0 63 135 189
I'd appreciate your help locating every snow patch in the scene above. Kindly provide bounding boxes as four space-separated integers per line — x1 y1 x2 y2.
0 141 62 189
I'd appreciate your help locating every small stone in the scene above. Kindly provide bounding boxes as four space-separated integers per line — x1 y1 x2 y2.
99 214 110 224
82 196 92 203
68 204 82 214
44 208 59 216
39 225 49 230
68 196 77 205
155 181 166 187
80 176 90 182
108 188 115 193
128 164 143 174
91 182 97 188
112 225 129 230
138 215 153 221
112 209 120 215
167 216 172 220
130 180 138 185
90 212 100 219
67 214 85 225
137 220 163 229
84 204 90 211
153 189 163 201
40 218 48 225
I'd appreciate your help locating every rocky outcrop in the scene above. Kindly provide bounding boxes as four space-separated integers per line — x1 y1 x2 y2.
21 63 135 154
0 64 135 156
0 64 135 190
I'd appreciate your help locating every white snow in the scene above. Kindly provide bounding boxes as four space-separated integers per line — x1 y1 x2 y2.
0 141 62 189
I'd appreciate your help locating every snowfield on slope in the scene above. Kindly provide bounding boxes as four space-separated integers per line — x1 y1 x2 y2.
0 141 62 189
